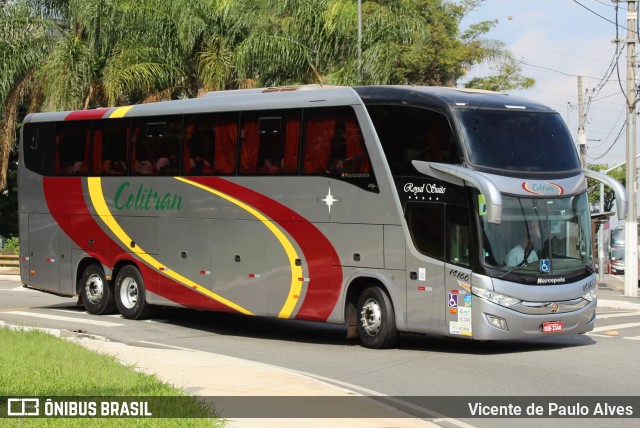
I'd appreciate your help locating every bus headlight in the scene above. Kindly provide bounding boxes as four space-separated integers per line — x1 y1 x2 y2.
582 288 597 302
472 287 521 308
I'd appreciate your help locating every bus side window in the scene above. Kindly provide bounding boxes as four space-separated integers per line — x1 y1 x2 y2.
23 122 55 176
365 105 459 176
302 106 377 191
184 113 239 175
405 202 445 261
445 204 471 267
55 121 91 176
240 110 300 175
131 116 182 176
91 119 129 176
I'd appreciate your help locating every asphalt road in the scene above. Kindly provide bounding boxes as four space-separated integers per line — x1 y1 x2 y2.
1 277 639 428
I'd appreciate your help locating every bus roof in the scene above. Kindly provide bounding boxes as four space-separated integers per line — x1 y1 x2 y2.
354 86 555 112
24 85 555 124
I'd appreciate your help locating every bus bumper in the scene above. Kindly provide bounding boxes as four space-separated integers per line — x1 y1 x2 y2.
468 298 597 340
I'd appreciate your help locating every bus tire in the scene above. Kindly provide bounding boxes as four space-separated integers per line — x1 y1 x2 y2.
357 286 398 349
114 265 153 320
80 264 116 315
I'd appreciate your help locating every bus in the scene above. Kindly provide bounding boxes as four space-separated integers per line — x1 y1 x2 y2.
18 85 627 348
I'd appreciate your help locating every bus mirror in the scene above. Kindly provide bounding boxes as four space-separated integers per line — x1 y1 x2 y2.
583 169 627 221
412 161 503 224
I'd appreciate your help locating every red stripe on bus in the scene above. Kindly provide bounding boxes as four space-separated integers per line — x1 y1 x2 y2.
42 177 240 313
189 177 343 322
64 109 111 121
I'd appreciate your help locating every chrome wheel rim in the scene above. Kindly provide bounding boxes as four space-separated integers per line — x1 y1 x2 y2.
360 298 382 336
85 274 104 304
120 277 138 309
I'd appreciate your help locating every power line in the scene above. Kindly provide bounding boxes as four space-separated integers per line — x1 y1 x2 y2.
587 121 626 160
572 0 629 31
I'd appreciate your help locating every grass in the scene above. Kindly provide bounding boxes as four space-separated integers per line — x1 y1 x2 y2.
0 328 224 427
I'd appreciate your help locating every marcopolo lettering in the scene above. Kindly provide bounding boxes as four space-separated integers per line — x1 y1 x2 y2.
114 182 183 211
403 183 447 196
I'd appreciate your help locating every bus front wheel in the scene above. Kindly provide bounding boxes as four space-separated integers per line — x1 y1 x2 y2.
114 266 153 320
80 264 116 315
356 286 398 349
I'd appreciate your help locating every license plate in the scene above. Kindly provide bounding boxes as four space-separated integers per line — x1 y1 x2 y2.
542 321 563 333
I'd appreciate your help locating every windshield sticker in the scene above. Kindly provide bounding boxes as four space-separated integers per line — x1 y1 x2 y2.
521 181 565 195
478 194 487 216
540 259 551 273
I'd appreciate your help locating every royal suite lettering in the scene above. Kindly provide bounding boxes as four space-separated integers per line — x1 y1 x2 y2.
468 401 634 417
114 182 183 211
403 183 446 196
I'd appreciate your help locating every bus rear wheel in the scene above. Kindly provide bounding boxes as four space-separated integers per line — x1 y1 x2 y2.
114 265 153 320
80 264 116 315
357 286 398 349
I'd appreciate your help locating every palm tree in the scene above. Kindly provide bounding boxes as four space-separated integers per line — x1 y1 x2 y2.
0 2 55 189
0 0 532 189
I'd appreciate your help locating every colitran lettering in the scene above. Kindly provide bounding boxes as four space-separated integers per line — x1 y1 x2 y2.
114 182 183 212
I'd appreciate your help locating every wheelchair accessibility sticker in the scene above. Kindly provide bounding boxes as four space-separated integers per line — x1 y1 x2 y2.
540 258 550 273
448 293 458 308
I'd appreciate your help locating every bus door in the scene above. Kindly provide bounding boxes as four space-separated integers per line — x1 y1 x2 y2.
442 203 473 339
27 213 60 292
404 202 447 334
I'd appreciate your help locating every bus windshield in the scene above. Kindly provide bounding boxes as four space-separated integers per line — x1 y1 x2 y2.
480 193 592 275
457 109 581 173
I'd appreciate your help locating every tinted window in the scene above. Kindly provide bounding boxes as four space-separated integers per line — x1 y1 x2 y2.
365 105 459 176
302 106 377 191
131 116 183 175
184 113 239 175
22 122 55 176
457 109 580 172
240 109 300 175
55 121 91 176
91 119 130 176
405 202 445 260
446 204 471 267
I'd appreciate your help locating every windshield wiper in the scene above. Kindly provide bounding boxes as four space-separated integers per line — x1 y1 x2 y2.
497 263 536 279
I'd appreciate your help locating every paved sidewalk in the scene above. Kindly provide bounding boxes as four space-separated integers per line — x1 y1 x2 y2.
64 335 437 427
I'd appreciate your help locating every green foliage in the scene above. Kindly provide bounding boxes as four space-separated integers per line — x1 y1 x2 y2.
0 141 17 238
0 0 534 189
0 328 223 427
464 59 535 91
587 163 627 213
1 236 19 255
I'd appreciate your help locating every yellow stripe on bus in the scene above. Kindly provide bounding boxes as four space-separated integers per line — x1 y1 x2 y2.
175 177 303 319
87 177 254 316
109 106 133 118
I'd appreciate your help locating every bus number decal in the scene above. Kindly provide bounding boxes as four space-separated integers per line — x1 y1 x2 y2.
448 269 470 282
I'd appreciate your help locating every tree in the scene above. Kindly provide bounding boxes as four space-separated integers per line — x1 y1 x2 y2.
0 140 17 238
0 0 535 190
587 164 627 213
463 58 535 92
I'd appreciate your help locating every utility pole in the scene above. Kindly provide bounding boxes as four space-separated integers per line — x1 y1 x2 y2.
577 76 587 167
357 0 362 84
624 0 638 298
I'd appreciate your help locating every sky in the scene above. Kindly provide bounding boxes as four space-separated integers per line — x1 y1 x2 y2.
460 0 633 169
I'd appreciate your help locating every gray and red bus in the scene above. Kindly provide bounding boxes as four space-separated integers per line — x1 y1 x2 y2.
18 85 626 348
